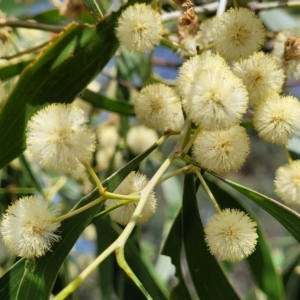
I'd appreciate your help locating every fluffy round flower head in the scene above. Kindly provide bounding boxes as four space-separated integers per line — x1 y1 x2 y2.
97 123 119 150
127 125 159 155
193 125 250 173
115 3 163 53
204 209 258 262
273 28 300 79
183 63 248 130
274 160 300 206
1 196 61 259
134 83 184 132
198 17 216 50
105 171 157 225
176 52 230 102
233 52 285 106
212 8 265 61
26 103 96 173
253 94 300 145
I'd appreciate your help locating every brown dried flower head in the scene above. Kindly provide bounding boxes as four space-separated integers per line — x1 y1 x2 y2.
283 36 300 62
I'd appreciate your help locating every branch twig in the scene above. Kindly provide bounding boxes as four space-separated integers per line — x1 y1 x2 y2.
248 0 300 12
0 19 64 33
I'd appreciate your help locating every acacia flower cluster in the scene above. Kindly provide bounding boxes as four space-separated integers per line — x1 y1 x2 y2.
193 125 250 173
1 196 61 259
3 1 300 276
254 94 300 145
233 52 285 106
105 171 157 225
126 125 159 156
26 103 96 173
134 83 184 132
204 209 258 262
115 3 163 53
274 160 300 206
96 123 123 172
212 8 265 61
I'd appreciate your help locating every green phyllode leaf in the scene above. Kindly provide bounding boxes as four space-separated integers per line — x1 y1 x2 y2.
161 211 192 300
0 0 149 169
215 175 300 244
206 177 285 300
0 141 158 299
95 217 169 300
0 59 33 80
164 173 241 300
80 89 134 115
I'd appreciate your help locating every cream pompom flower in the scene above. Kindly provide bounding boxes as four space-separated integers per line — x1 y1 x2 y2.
204 209 258 262
127 125 159 155
212 8 265 61
182 61 248 130
233 52 285 106
176 52 230 103
253 94 300 145
134 83 184 132
1 196 61 259
274 160 300 206
115 3 163 53
26 103 96 173
193 125 250 173
95 123 124 172
105 171 157 225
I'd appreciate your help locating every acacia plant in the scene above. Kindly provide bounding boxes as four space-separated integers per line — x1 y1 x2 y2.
1 0 300 299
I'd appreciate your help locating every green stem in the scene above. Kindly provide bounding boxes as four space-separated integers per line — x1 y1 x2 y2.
116 155 175 249
1 41 50 59
83 162 106 195
0 19 64 33
181 125 201 158
156 165 193 185
94 199 135 218
194 169 222 214
51 196 105 223
103 191 140 201
284 145 293 165
82 0 103 20
54 127 187 299
54 241 117 300
198 43 215 54
116 247 153 300
161 37 195 56
45 176 68 202
0 187 36 194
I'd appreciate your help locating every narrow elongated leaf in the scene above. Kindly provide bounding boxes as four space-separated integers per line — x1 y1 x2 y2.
82 0 103 21
0 140 158 299
0 0 149 169
0 59 33 80
94 217 118 300
80 89 134 115
214 175 300 243
206 178 285 300
161 211 192 300
182 174 241 300
95 217 169 300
